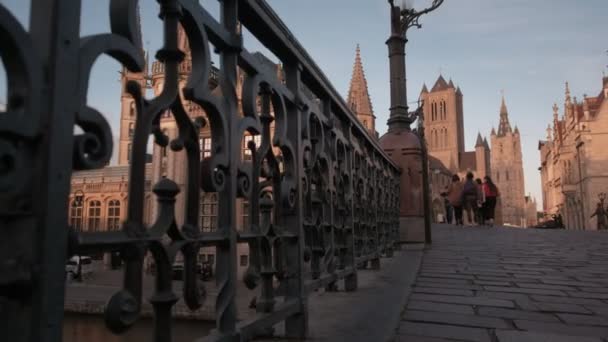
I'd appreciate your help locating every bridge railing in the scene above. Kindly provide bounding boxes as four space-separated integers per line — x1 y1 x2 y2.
0 0 400 340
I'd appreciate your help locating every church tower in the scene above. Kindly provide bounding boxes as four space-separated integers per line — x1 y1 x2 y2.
490 95 526 226
347 45 376 136
118 7 146 166
420 75 465 171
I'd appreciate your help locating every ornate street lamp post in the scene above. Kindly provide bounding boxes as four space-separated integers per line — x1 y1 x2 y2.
386 0 444 131
386 0 444 244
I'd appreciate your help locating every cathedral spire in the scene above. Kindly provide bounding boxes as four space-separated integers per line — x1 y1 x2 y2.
497 93 512 136
347 44 375 133
475 132 484 147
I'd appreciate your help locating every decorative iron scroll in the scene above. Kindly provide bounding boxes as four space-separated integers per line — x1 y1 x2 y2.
0 0 400 341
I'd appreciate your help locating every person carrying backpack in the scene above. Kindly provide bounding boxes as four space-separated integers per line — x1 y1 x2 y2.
462 172 478 226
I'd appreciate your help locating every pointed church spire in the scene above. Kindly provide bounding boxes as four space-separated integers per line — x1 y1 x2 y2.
347 44 375 133
421 83 429 94
475 133 484 147
483 137 489 149
448 79 455 88
431 74 449 92
565 81 571 103
497 93 512 136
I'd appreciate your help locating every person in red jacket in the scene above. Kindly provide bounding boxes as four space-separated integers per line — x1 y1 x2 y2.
482 176 500 226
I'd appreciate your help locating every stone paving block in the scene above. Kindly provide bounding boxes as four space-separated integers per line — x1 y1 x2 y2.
407 300 475 314
398 322 492 342
417 277 471 285
483 285 566 297
419 272 475 280
409 293 515 308
514 319 608 337
579 287 608 294
586 306 608 316
495 329 603 342
534 302 592 314
567 292 608 300
416 281 483 291
515 283 576 291
531 295 605 306
477 307 559 322
395 334 455 342
477 290 534 301
403 310 511 329
556 313 608 327
413 286 474 297
474 280 512 286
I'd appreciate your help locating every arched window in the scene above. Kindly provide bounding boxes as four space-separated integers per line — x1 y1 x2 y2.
200 193 218 232
506 171 510 181
443 128 448 148
88 200 102 232
70 197 84 231
129 102 135 117
128 122 135 137
127 143 132 163
107 200 121 230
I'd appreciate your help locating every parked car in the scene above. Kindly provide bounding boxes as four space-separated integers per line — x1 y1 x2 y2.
66 255 93 280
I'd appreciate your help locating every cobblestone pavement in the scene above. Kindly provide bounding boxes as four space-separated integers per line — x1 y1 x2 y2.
395 224 608 342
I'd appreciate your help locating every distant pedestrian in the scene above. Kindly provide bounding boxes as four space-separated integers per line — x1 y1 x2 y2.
475 178 485 225
446 175 464 226
482 176 499 226
590 202 607 231
442 190 453 224
462 172 478 226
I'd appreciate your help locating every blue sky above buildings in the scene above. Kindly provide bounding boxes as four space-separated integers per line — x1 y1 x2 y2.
1 0 607 209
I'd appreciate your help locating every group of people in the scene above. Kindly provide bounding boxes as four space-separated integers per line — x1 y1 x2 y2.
442 172 500 226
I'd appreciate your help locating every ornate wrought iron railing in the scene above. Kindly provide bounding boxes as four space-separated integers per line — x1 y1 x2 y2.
0 0 400 340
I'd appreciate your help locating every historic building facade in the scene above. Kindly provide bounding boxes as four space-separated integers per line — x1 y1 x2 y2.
538 77 608 230
69 41 380 271
419 76 528 226
420 76 491 181
490 96 526 226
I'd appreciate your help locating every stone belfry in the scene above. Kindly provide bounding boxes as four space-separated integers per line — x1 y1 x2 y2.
419 75 465 172
347 45 376 136
490 95 526 226
118 5 147 166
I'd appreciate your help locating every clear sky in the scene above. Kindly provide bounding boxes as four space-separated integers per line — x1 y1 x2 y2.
1 0 607 209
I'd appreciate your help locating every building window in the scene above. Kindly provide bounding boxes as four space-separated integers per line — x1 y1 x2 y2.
129 102 135 117
240 255 248 266
88 200 102 232
199 137 212 159
243 135 261 161
128 143 132 163
363 120 367 129
70 197 84 231
128 122 135 137
200 193 217 232
207 254 215 267
107 200 121 230
506 171 509 181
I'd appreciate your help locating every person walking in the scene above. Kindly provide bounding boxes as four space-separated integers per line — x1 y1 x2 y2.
590 202 607 231
446 175 464 226
482 176 499 226
462 172 478 226
441 191 453 224
475 178 486 225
